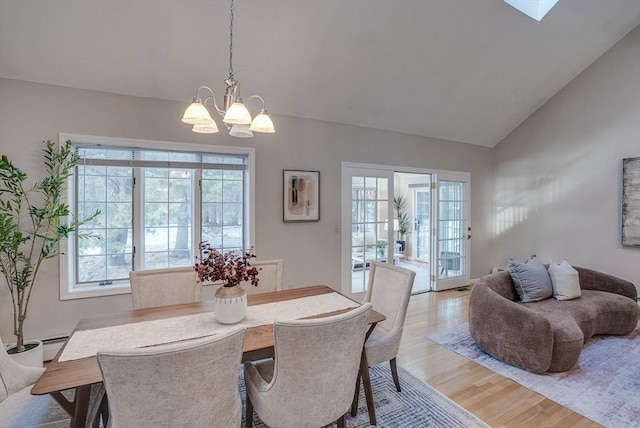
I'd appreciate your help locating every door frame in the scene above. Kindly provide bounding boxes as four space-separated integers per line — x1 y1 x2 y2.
432 170 471 291
342 163 471 295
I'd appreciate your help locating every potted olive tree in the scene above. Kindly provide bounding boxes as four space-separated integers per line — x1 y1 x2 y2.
393 196 410 251
0 140 98 365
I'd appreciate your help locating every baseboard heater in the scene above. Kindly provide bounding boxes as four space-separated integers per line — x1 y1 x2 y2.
41 335 69 361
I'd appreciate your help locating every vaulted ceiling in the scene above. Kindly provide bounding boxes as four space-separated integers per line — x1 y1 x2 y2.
1 0 638 147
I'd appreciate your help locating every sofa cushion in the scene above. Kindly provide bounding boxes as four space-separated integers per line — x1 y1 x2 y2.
520 289 639 371
509 255 553 303
548 260 581 301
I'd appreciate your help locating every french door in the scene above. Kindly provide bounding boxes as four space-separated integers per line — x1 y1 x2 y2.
432 172 470 291
342 164 470 296
341 165 394 301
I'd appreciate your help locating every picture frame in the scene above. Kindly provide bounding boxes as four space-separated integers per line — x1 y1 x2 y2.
283 170 320 222
622 157 640 247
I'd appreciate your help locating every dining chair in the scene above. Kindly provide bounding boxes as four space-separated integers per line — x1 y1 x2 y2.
359 261 416 393
129 266 201 309
97 329 245 428
242 259 284 295
244 302 373 428
0 336 105 428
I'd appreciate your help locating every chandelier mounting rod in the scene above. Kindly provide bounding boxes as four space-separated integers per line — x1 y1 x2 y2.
229 0 235 80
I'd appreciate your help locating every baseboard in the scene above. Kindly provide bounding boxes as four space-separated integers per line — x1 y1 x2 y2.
41 336 68 361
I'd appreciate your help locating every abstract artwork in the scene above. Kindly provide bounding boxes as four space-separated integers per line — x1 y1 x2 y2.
283 170 319 222
622 157 640 247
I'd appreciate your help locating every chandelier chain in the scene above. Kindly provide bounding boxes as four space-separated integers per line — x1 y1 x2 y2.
229 0 235 80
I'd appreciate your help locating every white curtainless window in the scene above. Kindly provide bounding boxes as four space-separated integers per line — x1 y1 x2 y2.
59 134 254 300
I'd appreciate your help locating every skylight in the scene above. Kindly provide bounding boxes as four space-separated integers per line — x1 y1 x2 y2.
505 0 560 21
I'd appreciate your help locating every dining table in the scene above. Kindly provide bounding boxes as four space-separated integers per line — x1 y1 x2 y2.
31 285 384 428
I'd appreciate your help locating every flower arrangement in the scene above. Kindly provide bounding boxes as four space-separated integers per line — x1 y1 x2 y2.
194 242 260 288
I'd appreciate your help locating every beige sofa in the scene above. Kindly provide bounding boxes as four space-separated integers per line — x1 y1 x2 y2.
469 267 639 373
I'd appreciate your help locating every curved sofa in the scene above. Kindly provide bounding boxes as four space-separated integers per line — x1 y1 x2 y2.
469 267 639 374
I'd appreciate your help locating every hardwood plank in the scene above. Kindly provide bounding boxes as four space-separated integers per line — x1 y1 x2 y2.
397 288 601 427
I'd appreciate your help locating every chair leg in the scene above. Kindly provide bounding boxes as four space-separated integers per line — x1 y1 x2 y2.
337 414 346 428
246 392 254 428
94 393 109 428
390 358 401 393
351 370 362 416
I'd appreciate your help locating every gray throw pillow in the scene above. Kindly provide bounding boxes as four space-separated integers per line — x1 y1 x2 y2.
508 255 553 303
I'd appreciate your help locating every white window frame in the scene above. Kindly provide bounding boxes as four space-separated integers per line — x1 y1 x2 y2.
59 133 255 300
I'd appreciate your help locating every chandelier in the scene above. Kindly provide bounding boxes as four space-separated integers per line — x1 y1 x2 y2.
181 0 275 138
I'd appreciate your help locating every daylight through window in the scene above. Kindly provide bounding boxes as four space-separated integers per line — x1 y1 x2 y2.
60 136 254 299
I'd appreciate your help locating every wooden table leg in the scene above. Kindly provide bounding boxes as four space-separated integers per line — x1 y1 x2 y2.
51 391 74 416
51 384 91 428
351 321 378 423
360 348 376 425
72 385 91 428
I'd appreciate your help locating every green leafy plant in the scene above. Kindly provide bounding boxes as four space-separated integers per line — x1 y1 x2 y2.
0 140 99 353
393 196 410 240
376 239 388 256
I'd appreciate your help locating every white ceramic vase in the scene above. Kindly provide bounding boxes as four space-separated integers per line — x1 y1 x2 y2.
7 340 44 368
214 284 247 324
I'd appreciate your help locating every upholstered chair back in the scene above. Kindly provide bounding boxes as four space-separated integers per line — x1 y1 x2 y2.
244 303 372 428
129 266 201 309
361 261 415 392
242 259 284 295
363 262 415 339
97 329 245 428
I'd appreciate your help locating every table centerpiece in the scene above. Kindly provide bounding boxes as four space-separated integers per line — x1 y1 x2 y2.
195 243 259 324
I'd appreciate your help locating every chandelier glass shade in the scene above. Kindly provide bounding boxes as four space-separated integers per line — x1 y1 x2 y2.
229 123 254 138
181 0 275 138
181 101 214 125
192 121 220 134
249 110 276 133
223 100 252 125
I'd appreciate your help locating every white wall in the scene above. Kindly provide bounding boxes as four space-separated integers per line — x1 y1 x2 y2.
492 26 640 290
0 78 494 342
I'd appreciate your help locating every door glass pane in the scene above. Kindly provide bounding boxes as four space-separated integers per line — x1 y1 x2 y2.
438 181 466 279
415 190 430 261
351 176 389 294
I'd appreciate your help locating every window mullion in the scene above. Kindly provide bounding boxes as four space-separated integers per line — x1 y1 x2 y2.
194 169 203 257
132 166 143 270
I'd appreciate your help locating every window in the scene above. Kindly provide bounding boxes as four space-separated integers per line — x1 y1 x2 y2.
60 134 254 300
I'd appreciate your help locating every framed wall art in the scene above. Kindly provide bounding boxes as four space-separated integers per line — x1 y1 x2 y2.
283 170 320 222
622 157 640 247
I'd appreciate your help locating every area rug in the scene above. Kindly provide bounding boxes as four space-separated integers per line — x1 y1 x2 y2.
427 322 640 428
239 363 488 427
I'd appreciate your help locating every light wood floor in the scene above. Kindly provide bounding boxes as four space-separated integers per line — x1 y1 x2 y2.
396 288 600 428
